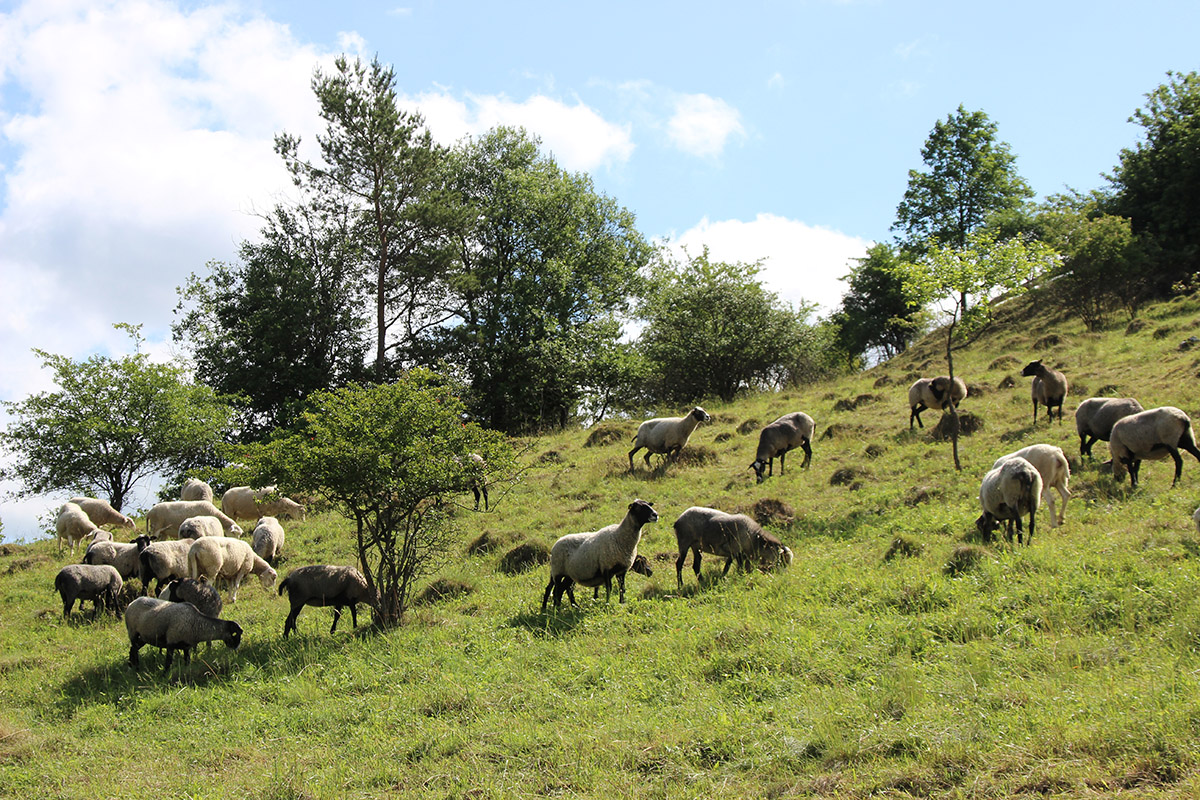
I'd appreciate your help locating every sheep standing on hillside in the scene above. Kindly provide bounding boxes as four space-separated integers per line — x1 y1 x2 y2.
251 516 285 565
1075 397 1145 459
56 502 101 555
467 453 489 511
750 412 815 483
124 596 242 673
628 407 710 471
84 534 152 582
1022 360 1069 424
177 516 226 540
159 576 223 618
55 564 123 619
138 540 195 595
221 486 306 522
977 456 1043 545
180 478 214 502
146 500 242 540
1108 406 1200 489
542 499 659 610
278 565 380 637
672 506 793 588
68 497 136 531
187 536 277 603
907 376 967 430
993 444 1071 528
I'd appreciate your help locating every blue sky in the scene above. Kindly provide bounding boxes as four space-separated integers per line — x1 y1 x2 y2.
0 0 1197 539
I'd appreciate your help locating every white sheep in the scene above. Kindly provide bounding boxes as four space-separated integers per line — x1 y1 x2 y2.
278 565 380 637
138 539 198 596
180 478 214 502
187 536 277 603
750 412 815 483
976 456 1043 545
1075 397 1145 459
220 486 306 522
68 496 137 531
83 530 115 545
993 444 1071 528
177 516 225 540
1022 360 1069 424
55 564 123 619
907 376 967 429
672 506 793 588
541 499 659 610
56 502 100 555
124 596 243 673
145 500 242 540
251 516 285 565
83 534 152 582
628 407 710 470
1109 406 1200 489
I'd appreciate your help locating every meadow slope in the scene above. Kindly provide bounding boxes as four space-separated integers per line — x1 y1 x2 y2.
5 291 1200 798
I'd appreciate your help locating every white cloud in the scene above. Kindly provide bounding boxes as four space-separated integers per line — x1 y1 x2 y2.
767 72 786 91
666 93 745 158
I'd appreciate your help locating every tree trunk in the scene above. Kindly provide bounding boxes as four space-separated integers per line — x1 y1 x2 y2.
946 321 962 471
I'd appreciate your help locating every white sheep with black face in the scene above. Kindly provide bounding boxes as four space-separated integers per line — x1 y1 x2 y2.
628 407 710 470
1109 406 1200 489
907 376 967 429
992 444 1071 528
977 456 1042 545
83 534 152 582
542 500 659 610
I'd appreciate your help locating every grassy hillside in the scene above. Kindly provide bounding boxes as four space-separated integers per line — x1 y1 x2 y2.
5 290 1200 798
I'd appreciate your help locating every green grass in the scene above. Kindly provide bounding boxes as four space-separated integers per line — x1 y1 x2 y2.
6 291 1200 797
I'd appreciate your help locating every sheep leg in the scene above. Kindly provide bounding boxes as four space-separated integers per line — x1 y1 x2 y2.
691 548 703 582
628 446 641 471
1027 511 1035 545
129 637 144 668
1031 399 1039 425
778 452 785 476
616 572 627 603
541 578 556 611
563 580 577 608
330 606 342 634
1055 483 1070 525
163 646 176 674
1168 447 1184 487
1080 434 1094 459
721 557 733 577
481 485 489 512
675 550 688 589
910 404 926 429
800 440 812 469
283 607 302 637
1179 435 1200 464
62 599 73 619
349 603 359 629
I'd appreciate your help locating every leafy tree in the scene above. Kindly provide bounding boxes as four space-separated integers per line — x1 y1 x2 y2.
831 243 923 363
0 326 235 510
242 371 515 625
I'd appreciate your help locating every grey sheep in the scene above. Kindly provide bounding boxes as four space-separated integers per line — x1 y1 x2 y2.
628 407 710 470
278 565 380 637
159 576 223 618
907 376 967 429
750 412 815 483
55 564 123 619
251 516 286 565
1075 397 1144 459
177 515 225 540
542 499 659 610
992 444 1071 528
221 486 306 522
124 596 243 673
672 506 793 588
146 500 242 539
68 496 137 531
83 534 152 582
180 478 214 502
138 539 195 595
1022 360 1068 424
1109 406 1200 489
977 456 1043 545
55 502 101 555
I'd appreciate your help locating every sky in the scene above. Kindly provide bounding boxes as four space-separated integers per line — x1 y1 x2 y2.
1 0 1197 541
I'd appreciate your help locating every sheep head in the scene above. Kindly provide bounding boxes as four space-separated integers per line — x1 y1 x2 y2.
628 499 658 525
750 459 768 483
224 622 244 650
1021 360 1044 378
690 406 711 423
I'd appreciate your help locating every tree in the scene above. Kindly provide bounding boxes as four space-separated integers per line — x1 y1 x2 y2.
831 243 923 363
241 371 515 626
0 326 236 511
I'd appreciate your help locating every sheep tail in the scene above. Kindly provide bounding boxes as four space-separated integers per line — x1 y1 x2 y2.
278 576 289 597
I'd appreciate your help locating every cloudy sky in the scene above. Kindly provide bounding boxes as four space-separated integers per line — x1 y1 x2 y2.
1 0 1197 540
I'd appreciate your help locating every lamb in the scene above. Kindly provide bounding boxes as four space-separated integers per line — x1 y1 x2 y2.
750 412 815 483
146 500 242 540
187 536 277 603
55 564 123 619
68 496 137 531
158 577 223 618
1108 406 1200 489
124 596 243 673
628 407 711 470
1075 397 1145 459
55 502 101 554
1022 360 1069 424
277 565 380 637
138 539 199 595
220 486 306 522
177 515 225 540
672 506 793 588
83 534 152 582
976 456 1043 545
180 478 214 502
592 554 652 599
251 516 285 565
541 499 659 610
993 444 1071 528
907 376 967 429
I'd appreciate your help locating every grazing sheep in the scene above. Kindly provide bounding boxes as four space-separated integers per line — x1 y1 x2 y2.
146 500 242 540
750 412 815 483
592 554 652 599
251 516 285 565
993 444 1071 528
180 478 214 502
542 499 659 610
467 453 489 511
976 456 1043 545
124 596 242 673
1108 406 1200 489
220 486 306 522
907 376 967 429
278 565 380 637
177 516 225 540
158 576 223 618
628 407 711 470
83 530 114 545
672 506 793 588
1075 397 1145 459
56 502 101 555
1022 360 1069 424
187 537 277 603
55 564 122 619
83 534 152 582
139 539 199 596
68 497 137 531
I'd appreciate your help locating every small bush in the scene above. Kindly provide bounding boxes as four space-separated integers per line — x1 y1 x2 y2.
997 375 1016 389
499 542 550 574
584 424 629 448
904 485 943 506
415 578 475 605
537 450 565 465
873 375 893 388
884 535 923 561
865 443 887 459
1126 318 1150 334
943 544 987 576
1033 334 1063 349
467 531 508 556
830 467 868 486
930 412 983 440
988 355 1020 371
713 432 734 443
674 445 719 467
737 419 760 435
743 498 795 527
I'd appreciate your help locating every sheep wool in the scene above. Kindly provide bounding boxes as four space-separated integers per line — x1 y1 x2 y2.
672 506 793 588
139 539 196 596
83 535 152 581
125 596 242 673
992 444 1071 528
180 478 214 502
278 565 379 637
907 376 967 429
55 564 123 619
628 407 711 470
251 516 286 565
146 500 242 540
542 499 658 610
187 536 277 603
1108 406 1200 489
68 497 137 531
1074 397 1145 459
56 502 100 555
750 412 815 483
1022 360 1069 424
977 456 1043 545
221 486 306 521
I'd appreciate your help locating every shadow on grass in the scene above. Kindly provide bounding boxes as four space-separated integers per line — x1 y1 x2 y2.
506 606 590 637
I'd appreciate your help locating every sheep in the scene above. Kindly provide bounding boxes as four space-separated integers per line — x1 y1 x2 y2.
220 486 306 522
628 407 711 470
541 499 659 610
592 554 652 599
138 539 198 595
180 478 214 502
1108 406 1200 489
83 534 152 582
1022 360 1069 424
1075 397 1145 459
672 506 793 588
55 502 100 555
251 516 285 565
159 576 223 618
907 376 967 429
83 530 114 545
68 496 136 531
55 564 122 619
750 412 815 483
976 456 1043 545
466 453 489 511
187 536 277 603
993 444 1071 528
124 596 243 673
277 565 380 637
146 500 242 540
1193 505 1200 535
177 515 225 540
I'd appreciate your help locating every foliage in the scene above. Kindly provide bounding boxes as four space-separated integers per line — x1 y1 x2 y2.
0 326 235 511
831 242 924 363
